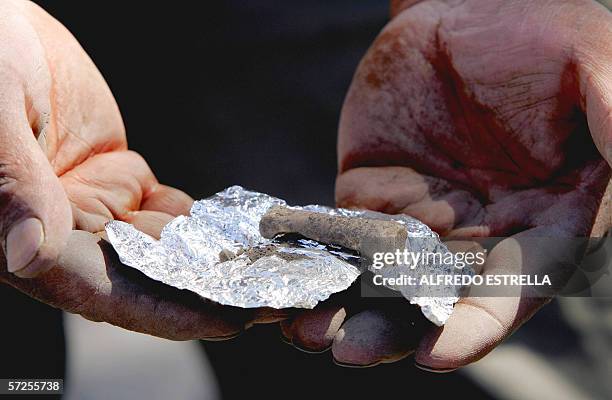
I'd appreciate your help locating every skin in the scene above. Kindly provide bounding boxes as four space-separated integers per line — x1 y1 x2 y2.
0 0 281 339
1 0 609 368
282 0 612 370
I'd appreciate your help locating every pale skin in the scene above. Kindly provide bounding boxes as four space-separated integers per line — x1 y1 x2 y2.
0 0 610 369
0 0 283 340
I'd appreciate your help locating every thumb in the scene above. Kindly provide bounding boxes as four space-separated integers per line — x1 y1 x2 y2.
0 99 72 278
415 228 585 371
577 4 612 167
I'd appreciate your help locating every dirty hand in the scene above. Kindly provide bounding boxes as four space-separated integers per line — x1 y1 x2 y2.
281 0 612 369
0 0 280 340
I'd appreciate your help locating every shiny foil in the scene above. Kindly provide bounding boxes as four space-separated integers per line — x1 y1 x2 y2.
106 186 469 325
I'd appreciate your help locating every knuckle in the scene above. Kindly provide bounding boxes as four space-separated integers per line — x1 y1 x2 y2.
0 163 18 188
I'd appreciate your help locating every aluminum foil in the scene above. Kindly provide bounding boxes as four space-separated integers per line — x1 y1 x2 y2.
105 186 470 325
316 207 472 326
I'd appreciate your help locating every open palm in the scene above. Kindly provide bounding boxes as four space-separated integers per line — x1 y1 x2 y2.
281 0 612 369
0 0 277 340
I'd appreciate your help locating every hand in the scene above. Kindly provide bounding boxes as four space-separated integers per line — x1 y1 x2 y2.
0 0 283 339
281 0 612 369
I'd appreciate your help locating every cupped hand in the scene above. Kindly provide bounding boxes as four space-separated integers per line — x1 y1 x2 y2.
0 0 282 339
281 0 612 369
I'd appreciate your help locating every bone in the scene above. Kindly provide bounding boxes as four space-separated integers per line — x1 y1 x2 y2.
259 206 407 261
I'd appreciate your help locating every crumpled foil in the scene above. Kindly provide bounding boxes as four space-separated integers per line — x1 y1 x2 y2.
106 186 470 325
316 207 471 326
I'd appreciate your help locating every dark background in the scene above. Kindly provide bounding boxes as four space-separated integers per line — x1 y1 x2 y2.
6 1 598 399
28 1 493 398
39 1 392 206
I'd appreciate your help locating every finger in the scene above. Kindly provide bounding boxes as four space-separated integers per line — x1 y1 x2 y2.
141 184 194 217
281 285 363 352
415 297 549 373
415 228 586 371
332 306 423 367
107 211 289 326
336 167 482 236
0 93 71 278
326 241 485 367
251 308 292 324
61 150 158 233
444 240 487 275
280 319 294 343
591 179 612 237
576 4 612 166
282 302 347 353
0 230 252 340
122 210 175 239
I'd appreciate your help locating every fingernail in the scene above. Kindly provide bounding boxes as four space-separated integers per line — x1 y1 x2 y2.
5 218 44 273
414 362 456 373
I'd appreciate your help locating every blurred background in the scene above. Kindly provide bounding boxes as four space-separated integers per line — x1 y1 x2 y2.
1 1 611 399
